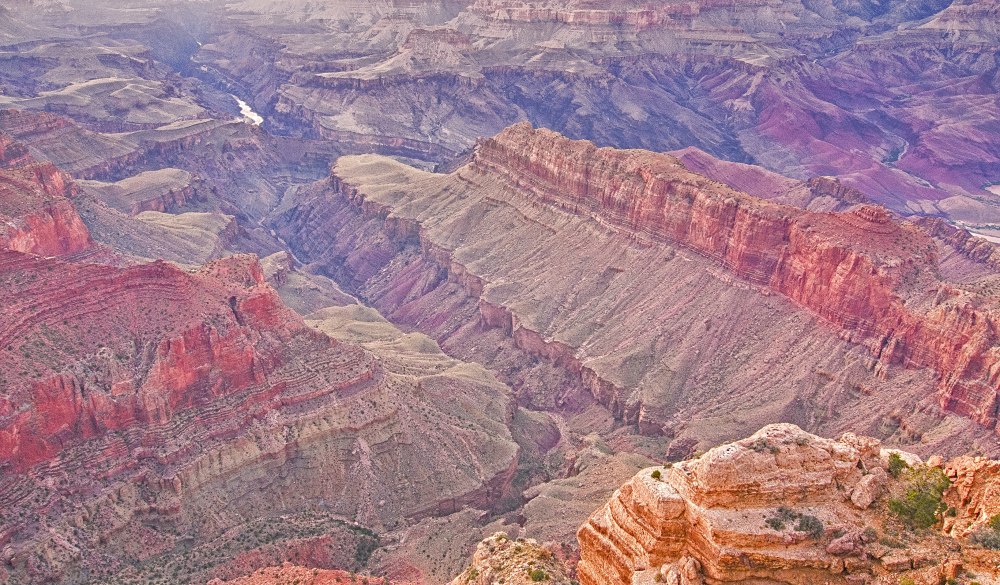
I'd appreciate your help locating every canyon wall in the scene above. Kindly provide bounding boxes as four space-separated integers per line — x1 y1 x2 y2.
0 133 92 256
471 124 1000 431
275 124 1000 459
0 141 522 584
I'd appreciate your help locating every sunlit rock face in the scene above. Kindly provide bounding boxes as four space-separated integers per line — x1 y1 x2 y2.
578 423 1000 585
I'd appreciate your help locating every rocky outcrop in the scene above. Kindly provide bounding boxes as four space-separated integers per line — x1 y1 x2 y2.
0 252 333 472
577 424 1000 585
0 245 521 583
0 133 92 256
471 124 1000 432
449 532 574 585
944 455 1000 537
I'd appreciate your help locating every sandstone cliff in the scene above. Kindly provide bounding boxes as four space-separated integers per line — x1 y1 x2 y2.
472 124 1000 432
577 423 1000 585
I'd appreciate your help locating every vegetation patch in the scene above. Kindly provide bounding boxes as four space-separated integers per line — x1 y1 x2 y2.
764 507 824 538
971 514 1000 550
887 466 951 529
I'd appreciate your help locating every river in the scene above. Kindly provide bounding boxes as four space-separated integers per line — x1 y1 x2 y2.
233 95 264 126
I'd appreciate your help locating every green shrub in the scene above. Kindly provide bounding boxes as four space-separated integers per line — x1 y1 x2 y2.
888 453 909 478
764 507 821 536
971 527 1000 550
529 569 548 582
989 514 1000 531
795 515 824 539
650 469 662 480
888 466 951 529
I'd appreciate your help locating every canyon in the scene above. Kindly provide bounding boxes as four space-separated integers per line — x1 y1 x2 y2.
0 137 526 584
0 0 998 584
275 124 1000 457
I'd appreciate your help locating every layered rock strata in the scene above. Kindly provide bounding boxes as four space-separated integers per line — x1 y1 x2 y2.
275 124 1000 455
0 133 91 256
472 124 1000 431
0 145 521 584
577 423 1000 585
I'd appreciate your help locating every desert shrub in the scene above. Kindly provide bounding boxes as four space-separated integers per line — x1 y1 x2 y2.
765 517 785 531
651 469 662 480
989 514 1000 531
765 507 821 537
795 515 824 539
529 568 548 581
971 519 1000 550
888 466 951 529
898 578 916 585
888 453 909 478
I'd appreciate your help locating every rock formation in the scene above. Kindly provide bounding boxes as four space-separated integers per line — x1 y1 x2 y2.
577 423 1000 585
275 124 1000 456
449 532 574 585
0 134 522 585
473 124 1000 431
0 133 91 256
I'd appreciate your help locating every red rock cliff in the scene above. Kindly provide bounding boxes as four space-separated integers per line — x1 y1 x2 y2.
472 123 1000 432
0 133 91 256
0 251 353 473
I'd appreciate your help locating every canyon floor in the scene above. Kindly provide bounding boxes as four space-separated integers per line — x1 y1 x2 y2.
1 1 999 584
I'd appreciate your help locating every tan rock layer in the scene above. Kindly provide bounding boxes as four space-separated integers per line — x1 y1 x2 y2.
577 424 998 585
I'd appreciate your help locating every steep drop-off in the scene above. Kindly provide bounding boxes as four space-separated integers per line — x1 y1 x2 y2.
275 124 1000 457
0 141 521 585
0 133 91 256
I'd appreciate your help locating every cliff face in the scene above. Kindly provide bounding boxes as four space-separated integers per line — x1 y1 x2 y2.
275 124 1000 457
0 252 322 472
472 124 1000 432
0 133 92 256
576 424 1000 585
0 250 521 582
0 143 521 584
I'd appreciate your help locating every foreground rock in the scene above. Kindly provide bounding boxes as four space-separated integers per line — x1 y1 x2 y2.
577 423 1000 585
449 532 574 585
